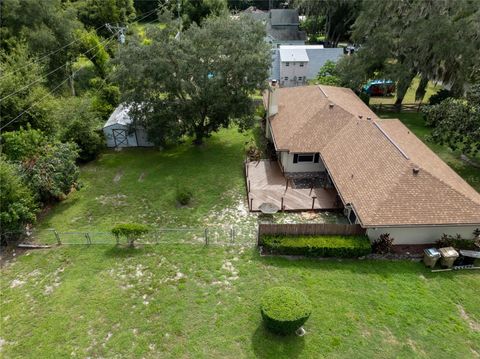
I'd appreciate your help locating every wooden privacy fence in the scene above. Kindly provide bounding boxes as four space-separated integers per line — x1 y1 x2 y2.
257 223 366 244
370 103 424 113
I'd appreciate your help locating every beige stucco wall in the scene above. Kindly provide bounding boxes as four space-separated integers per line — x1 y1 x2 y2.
280 151 325 173
366 225 480 245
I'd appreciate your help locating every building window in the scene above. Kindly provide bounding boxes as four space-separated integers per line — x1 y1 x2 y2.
348 209 357 224
285 62 289 66
300 63 304 67
293 153 315 163
298 76 303 81
284 77 288 81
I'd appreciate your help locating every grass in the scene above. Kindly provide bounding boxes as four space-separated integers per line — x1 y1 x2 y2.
369 77 443 105
1 115 479 358
1 245 479 358
36 127 252 237
378 112 480 192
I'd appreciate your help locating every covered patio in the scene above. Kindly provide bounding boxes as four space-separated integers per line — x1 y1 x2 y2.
245 160 342 212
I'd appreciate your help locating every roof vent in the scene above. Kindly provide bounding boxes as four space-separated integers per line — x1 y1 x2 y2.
358 115 363 119
413 167 420 175
329 103 334 109
366 117 372 121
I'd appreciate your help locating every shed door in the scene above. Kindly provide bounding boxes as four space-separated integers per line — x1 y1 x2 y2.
112 129 128 147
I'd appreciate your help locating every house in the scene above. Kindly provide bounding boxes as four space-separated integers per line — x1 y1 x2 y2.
270 45 344 86
253 84 480 244
266 9 306 49
103 104 154 148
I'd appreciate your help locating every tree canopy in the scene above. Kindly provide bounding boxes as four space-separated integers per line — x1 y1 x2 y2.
340 0 480 104
114 13 270 145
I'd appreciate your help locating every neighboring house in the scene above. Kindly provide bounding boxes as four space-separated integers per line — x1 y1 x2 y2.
271 45 344 86
239 6 267 22
266 9 306 49
103 104 154 148
261 84 480 244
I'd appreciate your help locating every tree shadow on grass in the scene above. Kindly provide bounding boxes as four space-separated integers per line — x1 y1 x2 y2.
103 245 149 258
251 323 305 359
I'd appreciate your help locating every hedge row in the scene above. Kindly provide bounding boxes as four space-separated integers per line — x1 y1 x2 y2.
261 235 372 257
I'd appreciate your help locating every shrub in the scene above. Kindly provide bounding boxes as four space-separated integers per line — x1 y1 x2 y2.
261 235 371 257
428 89 453 105
261 287 312 335
176 187 193 206
1 126 47 162
372 233 394 254
436 233 479 250
111 223 150 247
23 142 80 202
62 118 104 162
0 159 37 243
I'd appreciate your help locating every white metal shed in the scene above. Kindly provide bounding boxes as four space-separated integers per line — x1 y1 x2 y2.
103 104 154 148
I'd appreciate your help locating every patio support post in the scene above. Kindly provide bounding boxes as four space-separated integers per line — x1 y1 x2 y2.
311 196 316 210
250 198 253 211
281 197 284 211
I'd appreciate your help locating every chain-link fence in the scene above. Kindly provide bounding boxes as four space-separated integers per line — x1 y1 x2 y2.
16 225 257 247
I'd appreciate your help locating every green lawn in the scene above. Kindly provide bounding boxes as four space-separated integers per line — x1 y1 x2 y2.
36 127 253 238
1 245 479 358
2 118 479 358
369 78 442 105
378 112 480 192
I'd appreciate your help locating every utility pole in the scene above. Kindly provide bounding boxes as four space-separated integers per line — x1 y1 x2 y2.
105 23 127 44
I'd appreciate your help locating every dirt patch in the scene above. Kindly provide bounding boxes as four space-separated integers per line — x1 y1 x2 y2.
113 170 124 183
458 304 480 332
96 194 127 207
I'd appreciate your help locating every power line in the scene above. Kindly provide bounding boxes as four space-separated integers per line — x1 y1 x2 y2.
0 8 158 81
0 36 118 131
0 32 119 103
1 14 163 131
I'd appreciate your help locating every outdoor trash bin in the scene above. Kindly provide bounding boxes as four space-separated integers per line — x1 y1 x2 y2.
439 247 459 268
457 250 480 266
423 248 441 268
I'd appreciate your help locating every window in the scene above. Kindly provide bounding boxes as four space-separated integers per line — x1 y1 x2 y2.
284 76 289 81
298 76 303 81
293 153 319 163
298 154 314 162
300 63 304 67
285 62 289 66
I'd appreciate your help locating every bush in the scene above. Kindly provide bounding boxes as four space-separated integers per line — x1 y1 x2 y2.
436 233 480 251
111 223 150 247
62 118 104 162
1 126 47 161
372 233 394 254
176 187 193 206
0 159 37 242
261 235 371 257
428 89 453 105
23 142 80 202
261 287 312 335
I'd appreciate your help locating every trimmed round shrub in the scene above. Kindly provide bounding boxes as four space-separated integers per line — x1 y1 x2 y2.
260 287 312 335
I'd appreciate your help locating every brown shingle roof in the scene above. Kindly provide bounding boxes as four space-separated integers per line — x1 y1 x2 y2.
267 85 480 227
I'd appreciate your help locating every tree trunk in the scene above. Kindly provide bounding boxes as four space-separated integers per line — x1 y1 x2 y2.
415 75 429 102
395 73 416 109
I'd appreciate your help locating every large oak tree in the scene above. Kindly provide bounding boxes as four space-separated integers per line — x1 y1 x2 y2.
113 13 270 145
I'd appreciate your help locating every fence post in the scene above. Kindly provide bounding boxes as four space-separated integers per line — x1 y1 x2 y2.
204 228 209 245
85 233 92 245
311 196 316 210
281 197 284 211
250 198 253 211
54 230 61 245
